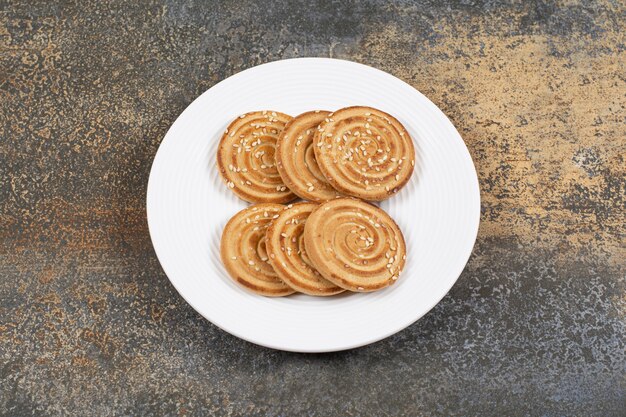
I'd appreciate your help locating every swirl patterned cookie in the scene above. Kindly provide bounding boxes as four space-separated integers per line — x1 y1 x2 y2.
266 202 345 296
217 111 297 203
313 106 415 201
275 111 343 202
303 198 406 292
220 204 295 296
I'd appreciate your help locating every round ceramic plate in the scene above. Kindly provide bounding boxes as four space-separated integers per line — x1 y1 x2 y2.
147 58 480 352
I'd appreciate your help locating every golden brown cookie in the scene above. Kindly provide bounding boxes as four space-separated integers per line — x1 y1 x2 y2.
220 204 295 296
275 111 343 202
217 111 297 203
313 106 415 201
303 198 406 292
266 202 345 296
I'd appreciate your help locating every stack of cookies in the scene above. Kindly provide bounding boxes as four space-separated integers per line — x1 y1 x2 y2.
218 106 415 297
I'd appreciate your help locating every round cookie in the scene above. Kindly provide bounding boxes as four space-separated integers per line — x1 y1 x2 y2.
266 202 345 296
303 198 406 292
220 204 295 296
217 111 297 203
275 111 343 202
313 106 415 201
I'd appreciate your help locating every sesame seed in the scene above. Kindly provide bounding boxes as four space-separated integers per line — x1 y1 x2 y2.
231 256 237 260
248 260 255 265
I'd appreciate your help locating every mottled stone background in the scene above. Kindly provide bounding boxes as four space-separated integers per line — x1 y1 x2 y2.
1 0 624 416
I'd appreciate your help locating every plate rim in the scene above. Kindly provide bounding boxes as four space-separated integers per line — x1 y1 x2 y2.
146 57 481 352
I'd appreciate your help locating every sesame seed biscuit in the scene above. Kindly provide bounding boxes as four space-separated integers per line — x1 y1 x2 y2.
217 111 297 203
303 198 406 292
266 202 345 296
275 111 343 202
313 106 415 201
220 204 295 296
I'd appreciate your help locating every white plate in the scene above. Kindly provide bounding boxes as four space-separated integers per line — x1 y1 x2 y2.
147 58 480 352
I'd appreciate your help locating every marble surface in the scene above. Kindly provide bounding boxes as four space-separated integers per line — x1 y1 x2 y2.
1 1 624 415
